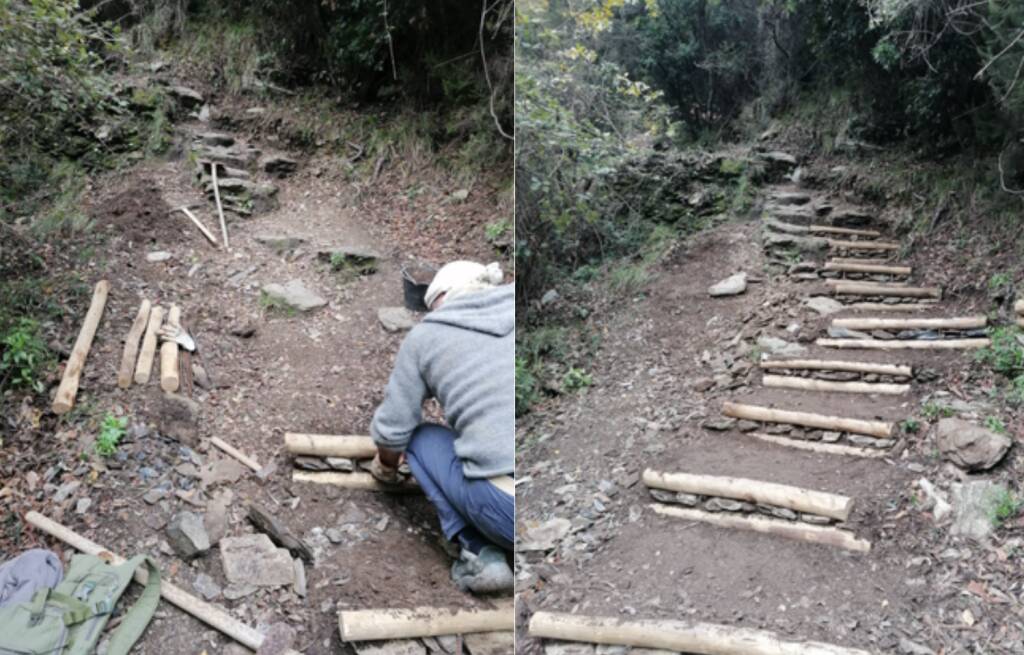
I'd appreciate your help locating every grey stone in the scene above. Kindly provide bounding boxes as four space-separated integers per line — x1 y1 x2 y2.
649 488 677 504
935 417 1011 471
155 393 200 446
464 632 514 655
821 431 842 443
166 511 210 559
219 534 295 587
317 246 380 273
53 480 81 503
146 251 172 263
801 514 832 525
254 234 306 253
196 132 234 147
261 280 327 312
771 507 798 520
758 150 798 166
756 335 807 357
326 457 355 472
223 583 258 600
541 289 560 306
950 480 1005 540
292 558 307 597
205 489 232 545
708 272 747 297
702 418 737 431
828 326 872 339
704 497 748 512
197 458 247 488
353 641 425 655
168 86 204 108
518 517 572 551
192 573 221 600
545 642 596 655
898 638 935 655
804 296 844 316
378 307 417 332
74 498 92 514
260 155 298 177
256 623 297 655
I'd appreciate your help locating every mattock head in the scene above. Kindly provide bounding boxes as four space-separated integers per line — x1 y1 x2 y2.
158 324 197 352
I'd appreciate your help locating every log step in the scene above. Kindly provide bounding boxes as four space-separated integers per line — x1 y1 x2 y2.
831 316 986 330
828 239 899 251
831 281 941 299
762 374 909 395
340 603 514 641
650 504 871 553
748 432 889 459
528 612 873 655
285 433 376 459
823 261 911 276
843 302 934 312
292 470 420 492
810 225 881 238
722 401 893 438
830 257 895 266
643 469 853 521
817 338 991 350
760 358 912 377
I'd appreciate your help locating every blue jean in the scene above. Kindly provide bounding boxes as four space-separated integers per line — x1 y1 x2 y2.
405 424 513 552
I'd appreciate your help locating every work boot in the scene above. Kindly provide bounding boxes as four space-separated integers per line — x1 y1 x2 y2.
450 546 512 595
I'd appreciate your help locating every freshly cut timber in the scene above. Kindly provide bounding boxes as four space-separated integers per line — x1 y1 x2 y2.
747 432 888 458
845 302 933 312
831 316 986 330
831 281 941 299
292 470 420 492
53 280 110 414
339 602 514 641
116 298 152 389
134 305 165 384
810 225 881 238
762 374 909 395
760 359 912 377
160 304 182 392
650 504 871 553
284 433 376 459
830 257 893 266
24 512 300 655
722 401 893 439
211 437 261 472
643 469 853 521
1016 299 1024 314
828 239 899 251
817 338 990 350
823 261 911 276
528 612 872 655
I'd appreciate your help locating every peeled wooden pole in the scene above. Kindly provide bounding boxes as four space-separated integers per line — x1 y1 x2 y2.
177 206 219 247
211 165 229 250
116 299 151 389
284 433 377 459
810 225 881 238
760 359 912 377
817 338 990 350
292 470 420 493
211 437 261 472
845 302 933 312
643 469 852 521
1017 317 1024 329
650 504 871 553
1016 299 1024 315
529 612 872 655
762 374 909 395
722 401 893 439
831 282 940 299
828 239 899 251
339 602 514 641
24 511 300 655
830 257 893 266
831 316 986 330
823 261 911 276
134 305 165 384
52 280 110 414
747 432 889 459
160 305 182 392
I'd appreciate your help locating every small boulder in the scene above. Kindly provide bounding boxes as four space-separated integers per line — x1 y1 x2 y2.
193 573 222 600
936 417 1011 471
804 296 844 316
708 272 747 297
756 335 807 357
220 534 295 587
166 511 211 559
950 480 1006 540
377 307 417 332
146 251 172 263
155 393 200 446
261 280 327 312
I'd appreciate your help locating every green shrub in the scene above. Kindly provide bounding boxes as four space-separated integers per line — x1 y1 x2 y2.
984 416 1007 434
900 418 920 434
515 356 538 417
562 367 593 391
95 414 127 457
988 488 1022 528
976 327 1024 376
0 318 52 393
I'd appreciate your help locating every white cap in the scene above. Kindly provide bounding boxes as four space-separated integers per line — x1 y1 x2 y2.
424 261 504 309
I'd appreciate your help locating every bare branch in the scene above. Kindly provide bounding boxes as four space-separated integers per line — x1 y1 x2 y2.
480 0 513 141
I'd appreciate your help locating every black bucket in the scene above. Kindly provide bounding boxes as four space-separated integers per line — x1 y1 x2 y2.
401 262 437 312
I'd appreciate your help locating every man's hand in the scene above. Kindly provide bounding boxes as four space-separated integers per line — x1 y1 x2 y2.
370 448 402 484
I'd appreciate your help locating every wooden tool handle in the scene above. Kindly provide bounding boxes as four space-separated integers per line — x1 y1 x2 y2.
53 280 110 414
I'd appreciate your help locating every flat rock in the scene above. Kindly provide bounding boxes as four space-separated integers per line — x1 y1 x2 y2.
205 489 233 545
261 280 327 312
545 643 596 655
756 335 807 357
378 307 417 332
255 623 297 655
936 417 1011 471
166 511 210 559
353 641 425 655
950 480 1005 540
192 572 221 600
317 246 380 274
804 296 844 316
198 458 247 488
254 234 306 252
168 86 204 108
219 534 295 587
154 393 200 446
260 155 298 177
196 132 235 147
708 272 747 297
519 517 572 551
463 632 514 655
146 251 172 263
828 326 872 339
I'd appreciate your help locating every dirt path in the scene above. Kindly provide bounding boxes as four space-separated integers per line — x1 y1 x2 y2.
516 168 1024 653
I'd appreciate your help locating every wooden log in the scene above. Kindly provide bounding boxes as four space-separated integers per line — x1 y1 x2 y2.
528 612 872 655
762 374 909 395
1018 317 1024 329
52 280 110 414
831 316 986 330
1016 298 1024 315
760 358 912 377
24 511 300 655
650 504 871 553
828 239 899 251
133 305 165 384
845 302 934 312
747 432 889 459
211 165 229 250
292 470 420 493
826 278 908 288
643 469 852 521
722 401 892 438
247 503 315 563
160 305 181 392
829 257 893 266
284 433 377 459
831 282 940 299
809 225 881 238
116 298 151 389
177 206 219 247
339 602 514 641
823 262 911 276
210 437 261 472
817 338 990 350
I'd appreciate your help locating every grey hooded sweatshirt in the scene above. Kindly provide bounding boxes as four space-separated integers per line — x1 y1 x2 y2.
370 284 514 479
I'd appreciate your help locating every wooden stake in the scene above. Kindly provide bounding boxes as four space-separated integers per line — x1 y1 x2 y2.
160 305 181 393
817 338 990 350
831 316 986 330
722 401 893 438
211 165 229 250
762 374 909 395
284 433 377 459
760 358 912 377
650 504 871 553
177 206 219 247
747 432 889 458
643 469 852 521
529 611 872 655
831 282 940 299
211 437 261 472
339 602 514 641
116 298 151 389
828 239 899 251
134 305 164 384
24 511 300 655
292 470 420 492
52 280 110 414
823 261 911 276
810 225 881 238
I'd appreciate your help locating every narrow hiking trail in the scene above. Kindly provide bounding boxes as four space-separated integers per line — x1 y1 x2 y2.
2 80 511 655
516 152 1024 653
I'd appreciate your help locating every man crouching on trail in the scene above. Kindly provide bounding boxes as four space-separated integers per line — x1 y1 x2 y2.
369 261 514 594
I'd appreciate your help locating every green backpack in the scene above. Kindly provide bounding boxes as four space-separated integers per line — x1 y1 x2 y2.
0 554 161 655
